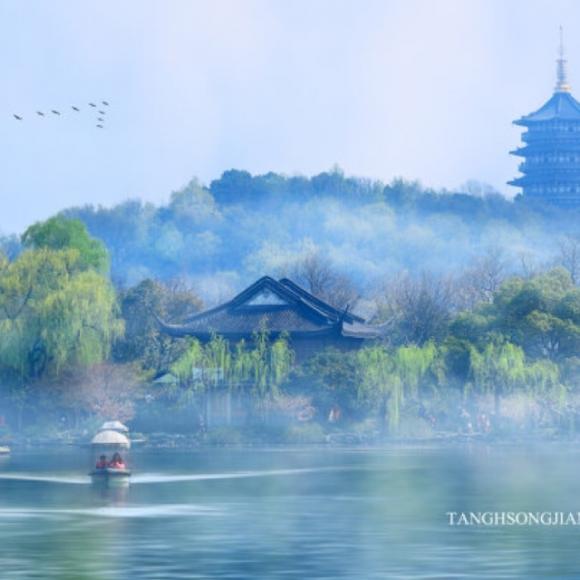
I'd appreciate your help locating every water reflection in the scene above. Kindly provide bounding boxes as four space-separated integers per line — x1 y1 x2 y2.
1 445 580 578
90 479 130 505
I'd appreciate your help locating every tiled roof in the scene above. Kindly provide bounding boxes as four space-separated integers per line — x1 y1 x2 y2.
159 276 380 340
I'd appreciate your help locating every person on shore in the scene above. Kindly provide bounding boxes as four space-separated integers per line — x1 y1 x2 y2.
95 455 107 469
328 404 341 423
108 452 126 469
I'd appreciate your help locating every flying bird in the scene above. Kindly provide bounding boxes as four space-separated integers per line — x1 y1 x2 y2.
96 124 103 128
102 100 109 106
51 110 60 115
98 110 106 115
71 106 80 111
89 102 96 107
13 114 22 120
97 117 104 122
36 111 45 117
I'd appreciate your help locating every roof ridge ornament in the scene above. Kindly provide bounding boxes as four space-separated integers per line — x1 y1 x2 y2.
555 25 572 93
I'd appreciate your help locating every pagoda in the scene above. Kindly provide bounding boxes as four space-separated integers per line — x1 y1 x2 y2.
509 28 580 207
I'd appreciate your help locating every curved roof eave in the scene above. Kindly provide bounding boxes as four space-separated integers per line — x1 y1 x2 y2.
516 91 580 125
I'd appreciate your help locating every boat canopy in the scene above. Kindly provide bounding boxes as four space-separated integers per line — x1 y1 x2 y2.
99 420 129 433
91 429 131 448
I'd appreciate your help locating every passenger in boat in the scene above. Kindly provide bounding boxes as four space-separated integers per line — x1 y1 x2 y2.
95 455 108 469
108 452 126 470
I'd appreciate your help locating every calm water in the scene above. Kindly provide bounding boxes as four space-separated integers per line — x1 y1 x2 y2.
1 444 580 579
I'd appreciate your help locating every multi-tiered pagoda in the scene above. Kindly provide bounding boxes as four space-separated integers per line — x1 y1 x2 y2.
509 30 580 207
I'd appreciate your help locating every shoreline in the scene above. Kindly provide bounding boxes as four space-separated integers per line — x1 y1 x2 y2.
2 429 577 451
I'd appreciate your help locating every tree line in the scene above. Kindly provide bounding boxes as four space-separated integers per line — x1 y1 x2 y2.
0 197 579 439
2 167 576 296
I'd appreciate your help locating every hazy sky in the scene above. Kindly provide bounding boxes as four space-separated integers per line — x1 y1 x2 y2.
1 0 579 233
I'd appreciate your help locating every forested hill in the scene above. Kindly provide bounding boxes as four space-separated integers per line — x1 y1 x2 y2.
5 168 579 303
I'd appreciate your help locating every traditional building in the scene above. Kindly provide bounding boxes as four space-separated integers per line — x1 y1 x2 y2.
509 29 580 207
158 276 381 360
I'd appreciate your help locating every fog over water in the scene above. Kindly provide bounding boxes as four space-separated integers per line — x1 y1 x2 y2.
2 446 580 579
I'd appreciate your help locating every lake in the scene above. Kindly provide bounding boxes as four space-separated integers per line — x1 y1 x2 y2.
1 444 579 578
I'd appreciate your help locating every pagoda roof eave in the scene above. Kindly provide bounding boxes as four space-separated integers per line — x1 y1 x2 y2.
511 145 580 156
508 175 580 186
515 91 580 125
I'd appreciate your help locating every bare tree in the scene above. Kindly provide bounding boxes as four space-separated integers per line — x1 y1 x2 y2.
288 252 359 311
375 271 454 345
455 248 506 310
518 251 542 280
557 235 580 285
56 363 143 426
162 277 204 321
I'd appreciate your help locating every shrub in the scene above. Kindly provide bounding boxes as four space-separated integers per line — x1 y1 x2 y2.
396 416 435 439
284 423 326 444
206 426 244 445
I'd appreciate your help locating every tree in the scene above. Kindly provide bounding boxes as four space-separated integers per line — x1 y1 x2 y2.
469 342 527 415
55 363 143 426
234 330 294 418
170 330 294 426
288 251 359 311
296 348 362 420
525 359 563 404
0 234 21 261
460 180 502 198
451 269 580 361
0 246 123 431
456 248 506 309
0 248 122 382
375 272 453 345
114 278 203 372
22 216 109 273
557 235 580 285
469 341 563 417
168 178 220 227
356 343 437 434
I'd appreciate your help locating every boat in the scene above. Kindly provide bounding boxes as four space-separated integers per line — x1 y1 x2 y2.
0 446 10 455
90 467 131 479
90 467 131 488
90 424 132 486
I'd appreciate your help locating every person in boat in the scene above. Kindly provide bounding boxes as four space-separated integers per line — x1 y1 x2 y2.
95 455 108 469
108 452 126 470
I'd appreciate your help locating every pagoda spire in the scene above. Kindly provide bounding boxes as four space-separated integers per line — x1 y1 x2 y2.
555 25 572 93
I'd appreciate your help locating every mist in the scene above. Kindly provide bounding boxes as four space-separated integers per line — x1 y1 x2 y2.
36 169 573 308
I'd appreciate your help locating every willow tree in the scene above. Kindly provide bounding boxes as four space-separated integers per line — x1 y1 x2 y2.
234 330 294 421
469 342 527 415
395 342 438 398
169 337 205 409
526 359 563 403
525 359 569 432
0 247 122 430
170 330 294 426
357 343 437 434
0 248 122 382
22 216 109 273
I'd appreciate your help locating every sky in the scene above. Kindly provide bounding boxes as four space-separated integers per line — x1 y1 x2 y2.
1 0 579 233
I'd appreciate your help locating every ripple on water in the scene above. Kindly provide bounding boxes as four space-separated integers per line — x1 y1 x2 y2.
0 465 352 487
0 474 89 485
0 504 223 519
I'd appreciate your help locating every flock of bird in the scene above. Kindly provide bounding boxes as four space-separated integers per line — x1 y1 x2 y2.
12 100 110 128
